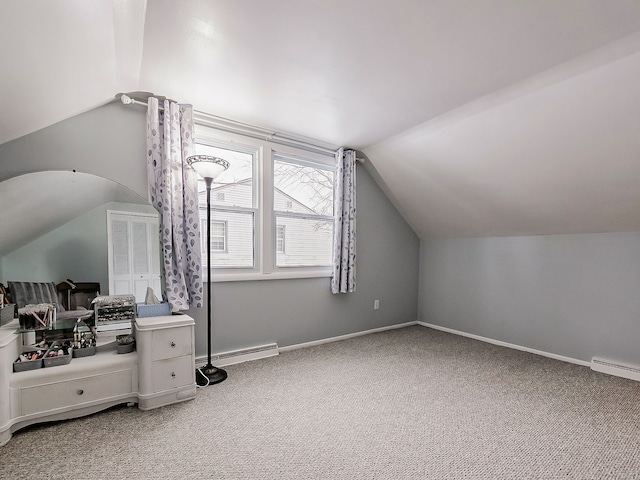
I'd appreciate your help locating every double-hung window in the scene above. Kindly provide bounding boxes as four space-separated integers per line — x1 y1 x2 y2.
195 142 256 269
194 126 336 281
202 220 227 252
273 156 334 268
276 225 286 253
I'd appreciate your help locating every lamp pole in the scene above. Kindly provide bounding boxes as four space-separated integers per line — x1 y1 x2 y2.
186 155 229 387
204 176 214 375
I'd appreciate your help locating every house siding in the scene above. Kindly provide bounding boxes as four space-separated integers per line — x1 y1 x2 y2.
200 181 333 268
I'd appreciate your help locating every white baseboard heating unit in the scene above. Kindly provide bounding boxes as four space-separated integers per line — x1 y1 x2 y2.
196 343 279 368
591 357 640 382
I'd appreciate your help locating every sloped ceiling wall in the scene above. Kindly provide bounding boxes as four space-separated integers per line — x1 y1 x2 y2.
2 1 640 240
364 33 640 238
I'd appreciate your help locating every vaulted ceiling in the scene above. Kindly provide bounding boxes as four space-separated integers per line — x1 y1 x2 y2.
2 0 640 238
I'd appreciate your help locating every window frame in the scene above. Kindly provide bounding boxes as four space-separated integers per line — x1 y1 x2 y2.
195 125 336 282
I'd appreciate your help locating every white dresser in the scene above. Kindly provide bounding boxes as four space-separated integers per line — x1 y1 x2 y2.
0 314 196 447
135 314 196 410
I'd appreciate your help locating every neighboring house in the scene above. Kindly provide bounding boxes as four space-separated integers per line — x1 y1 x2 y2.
198 179 333 268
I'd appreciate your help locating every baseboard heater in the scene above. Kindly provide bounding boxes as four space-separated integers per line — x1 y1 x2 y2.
591 357 640 382
196 343 279 368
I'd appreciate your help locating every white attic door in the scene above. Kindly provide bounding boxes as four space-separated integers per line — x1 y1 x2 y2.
107 211 162 302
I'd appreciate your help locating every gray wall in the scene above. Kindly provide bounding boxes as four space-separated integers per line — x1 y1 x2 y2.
419 233 640 366
190 162 421 352
0 103 420 354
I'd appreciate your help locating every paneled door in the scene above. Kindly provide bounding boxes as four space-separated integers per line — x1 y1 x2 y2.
107 211 162 302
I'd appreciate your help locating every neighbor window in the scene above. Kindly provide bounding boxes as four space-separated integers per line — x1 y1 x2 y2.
276 225 286 253
211 221 227 252
194 125 336 280
200 219 228 253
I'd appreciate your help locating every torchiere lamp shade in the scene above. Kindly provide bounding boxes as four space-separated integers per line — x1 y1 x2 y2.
186 155 230 180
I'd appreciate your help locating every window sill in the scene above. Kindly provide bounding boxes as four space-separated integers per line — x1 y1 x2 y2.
208 269 332 283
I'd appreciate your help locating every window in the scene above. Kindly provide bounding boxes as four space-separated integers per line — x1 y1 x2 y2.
201 220 227 252
276 225 286 253
273 156 334 267
194 125 336 281
211 221 226 251
195 143 255 269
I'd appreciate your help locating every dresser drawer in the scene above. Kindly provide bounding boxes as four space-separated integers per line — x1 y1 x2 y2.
152 327 191 360
152 355 193 392
21 370 133 416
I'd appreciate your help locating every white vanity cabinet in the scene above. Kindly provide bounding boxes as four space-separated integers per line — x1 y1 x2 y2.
135 314 196 410
0 314 197 447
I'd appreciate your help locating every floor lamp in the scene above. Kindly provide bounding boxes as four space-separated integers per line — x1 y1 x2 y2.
186 154 230 387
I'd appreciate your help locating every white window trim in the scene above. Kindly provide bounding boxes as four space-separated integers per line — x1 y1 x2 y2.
195 125 335 282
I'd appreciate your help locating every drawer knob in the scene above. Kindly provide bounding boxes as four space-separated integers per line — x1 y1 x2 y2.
77 389 84 396
171 372 176 378
170 342 176 348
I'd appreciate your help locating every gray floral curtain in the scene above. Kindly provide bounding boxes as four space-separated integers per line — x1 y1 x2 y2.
147 97 203 310
331 148 357 294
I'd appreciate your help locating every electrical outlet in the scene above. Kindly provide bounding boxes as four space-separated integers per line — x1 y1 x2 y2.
374 299 380 310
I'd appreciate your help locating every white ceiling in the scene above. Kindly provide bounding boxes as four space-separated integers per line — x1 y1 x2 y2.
2 0 640 238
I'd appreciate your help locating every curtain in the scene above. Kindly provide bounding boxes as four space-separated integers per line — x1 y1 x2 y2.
331 148 357 294
147 97 203 311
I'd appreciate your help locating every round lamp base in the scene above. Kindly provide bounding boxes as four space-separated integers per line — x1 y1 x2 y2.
196 365 227 387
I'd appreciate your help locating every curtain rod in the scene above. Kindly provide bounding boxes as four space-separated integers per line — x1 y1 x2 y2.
118 93 347 158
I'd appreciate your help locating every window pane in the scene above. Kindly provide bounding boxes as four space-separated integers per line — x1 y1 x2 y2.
275 216 333 267
211 222 225 237
274 159 334 216
210 221 226 252
201 219 224 252
203 210 254 268
195 144 253 209
276 225 285 253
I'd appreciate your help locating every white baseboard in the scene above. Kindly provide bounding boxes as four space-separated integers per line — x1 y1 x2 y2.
417 321 591 368
591 357 640 382
198 322 419 366
199 321 638 383
279 321 419 353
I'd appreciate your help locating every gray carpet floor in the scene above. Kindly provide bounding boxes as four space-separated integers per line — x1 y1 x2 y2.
1 325 640 479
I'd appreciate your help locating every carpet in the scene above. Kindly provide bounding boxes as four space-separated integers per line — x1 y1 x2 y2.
1 325 639 479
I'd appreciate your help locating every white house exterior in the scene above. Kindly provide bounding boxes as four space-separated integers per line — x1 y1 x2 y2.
198 180 333 269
